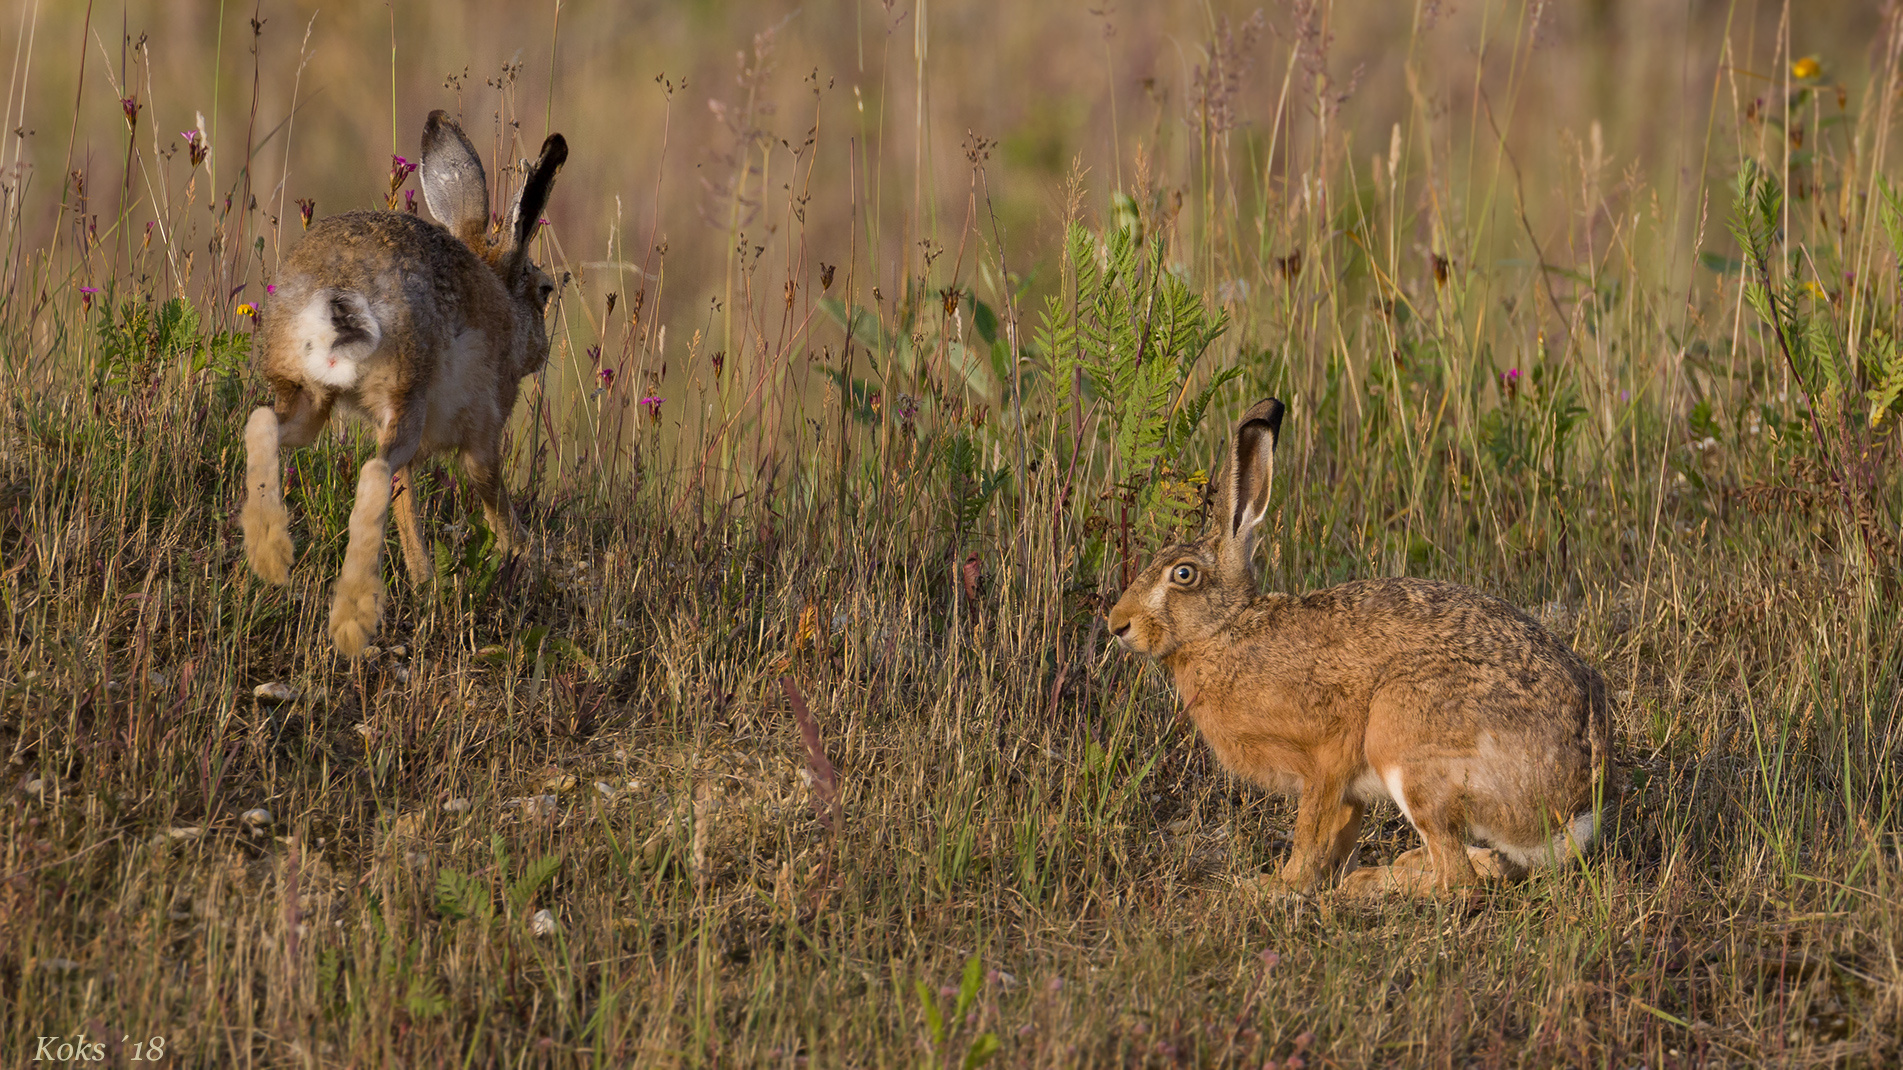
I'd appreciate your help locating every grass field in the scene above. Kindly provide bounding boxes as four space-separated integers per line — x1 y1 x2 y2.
3 1 1902 1066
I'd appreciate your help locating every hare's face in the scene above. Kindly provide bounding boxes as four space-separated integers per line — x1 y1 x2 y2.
524 262 557 314
1109 537 1242 659
512 262 557 376
1114 398 1283 659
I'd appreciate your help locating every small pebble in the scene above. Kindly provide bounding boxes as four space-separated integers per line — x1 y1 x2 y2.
389 644 408 657
167 826 203 840
443 798 472 814
253 681 298 704
24 778 44 793
517 795 559 819
594 781 617 800
544 774 578 794
241 808 272 827
530 908 558 937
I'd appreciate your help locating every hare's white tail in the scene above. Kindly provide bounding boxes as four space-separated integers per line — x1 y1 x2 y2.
241 407 295 584
291 290 382 388
328 458 391 656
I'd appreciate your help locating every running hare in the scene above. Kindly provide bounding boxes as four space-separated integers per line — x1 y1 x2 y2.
1109 399 1616 897
239 111 567 656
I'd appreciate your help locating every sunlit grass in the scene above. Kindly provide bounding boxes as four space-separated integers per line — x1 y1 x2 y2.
3 2 1901 1066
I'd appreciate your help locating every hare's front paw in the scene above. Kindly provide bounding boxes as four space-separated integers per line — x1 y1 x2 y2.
328 572 385 656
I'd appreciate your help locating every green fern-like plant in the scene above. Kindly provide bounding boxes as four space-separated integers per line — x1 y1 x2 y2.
1037 218 1234 547
434 834 561 927
1727 161 1903 436
1730 161 1900 567
1866 328 1903 427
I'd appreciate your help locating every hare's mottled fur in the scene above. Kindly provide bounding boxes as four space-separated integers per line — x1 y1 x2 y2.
238 111 567 656
1109 399 1616 897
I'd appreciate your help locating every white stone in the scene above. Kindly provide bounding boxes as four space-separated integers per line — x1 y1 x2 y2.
253 681 298 704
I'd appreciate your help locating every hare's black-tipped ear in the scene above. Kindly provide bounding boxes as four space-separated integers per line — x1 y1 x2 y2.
507 133 567 266
1218 397 1285 580
420 111 490 245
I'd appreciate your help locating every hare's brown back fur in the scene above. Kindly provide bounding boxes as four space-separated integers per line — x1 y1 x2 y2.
1167 577 1608 846
259 211 532 458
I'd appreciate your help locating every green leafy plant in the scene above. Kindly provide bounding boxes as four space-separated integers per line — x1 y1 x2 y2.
90 295 248 392
435 834 561 926
1731 160 1900 563
915 953 1001 1069
1038 217 1238 572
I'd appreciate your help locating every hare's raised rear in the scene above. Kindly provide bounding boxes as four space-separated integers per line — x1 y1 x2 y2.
1109 399 1616 896
239 111 566 656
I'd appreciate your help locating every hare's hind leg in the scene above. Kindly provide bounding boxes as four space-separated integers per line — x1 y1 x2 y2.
461 438 525 555
329 411 421 656
1341 845 1513 897
241 389 331 584
391 465 432 585
329 459 393 656
1395 845 1519 879
1337 768 1482 898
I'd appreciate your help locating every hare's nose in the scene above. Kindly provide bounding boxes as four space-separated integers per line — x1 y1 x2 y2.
1112 622 1131 638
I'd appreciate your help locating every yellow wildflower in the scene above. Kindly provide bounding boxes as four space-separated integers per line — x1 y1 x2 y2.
236 303 258 317
1792 56 1821 81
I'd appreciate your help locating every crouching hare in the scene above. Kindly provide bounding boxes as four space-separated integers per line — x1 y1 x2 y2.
239 111 567 656
1109 399 1616 897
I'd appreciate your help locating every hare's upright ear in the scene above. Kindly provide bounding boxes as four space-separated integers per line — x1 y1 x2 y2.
1216 398 1285 581
503 133 568 277
420 111 491 247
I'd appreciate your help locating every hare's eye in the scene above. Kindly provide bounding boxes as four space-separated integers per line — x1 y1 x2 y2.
1170 563 1197 586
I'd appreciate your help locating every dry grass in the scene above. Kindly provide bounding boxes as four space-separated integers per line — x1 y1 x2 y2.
4 1 1902 1066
